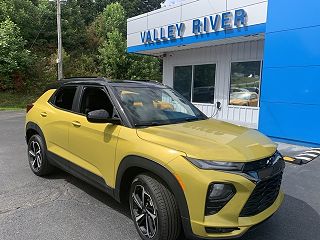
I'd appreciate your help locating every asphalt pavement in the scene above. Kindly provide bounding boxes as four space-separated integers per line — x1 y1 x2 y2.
0 111 319 240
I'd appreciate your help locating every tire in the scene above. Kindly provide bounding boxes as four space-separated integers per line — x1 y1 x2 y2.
27 134 54 176
129 174 181 240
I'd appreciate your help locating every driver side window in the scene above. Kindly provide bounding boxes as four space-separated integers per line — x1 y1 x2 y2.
79 87 114 116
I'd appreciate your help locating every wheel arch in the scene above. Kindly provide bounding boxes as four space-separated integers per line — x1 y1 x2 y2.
25 122 47 148
115 155 192 235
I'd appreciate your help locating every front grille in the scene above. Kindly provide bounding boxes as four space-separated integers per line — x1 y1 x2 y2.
240 172 283 217
242 152 281 172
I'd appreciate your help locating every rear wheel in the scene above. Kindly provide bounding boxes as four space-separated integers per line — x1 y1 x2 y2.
27 134 54 176
129 174 181 240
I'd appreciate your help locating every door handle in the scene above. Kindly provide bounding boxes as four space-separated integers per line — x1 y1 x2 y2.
72 121 81 127
40 112 47 117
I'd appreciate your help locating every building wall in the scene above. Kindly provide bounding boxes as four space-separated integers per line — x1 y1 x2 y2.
259 0 320 146
163 39 264 128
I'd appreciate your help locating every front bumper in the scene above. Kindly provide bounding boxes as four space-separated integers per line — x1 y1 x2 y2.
189 191 284 239
166 156 285 239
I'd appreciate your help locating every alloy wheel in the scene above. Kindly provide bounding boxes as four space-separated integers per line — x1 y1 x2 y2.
131 184 158 239
28 140 42 172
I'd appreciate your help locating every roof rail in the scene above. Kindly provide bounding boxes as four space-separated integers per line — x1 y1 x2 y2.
133 79 164 85
62 76 104 80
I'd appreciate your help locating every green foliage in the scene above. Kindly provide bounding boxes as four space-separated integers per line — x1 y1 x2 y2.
119 0 163 18
99 29 128 79
98 3 161 80
127 55 161 81
0 0 163 106
0 0 42 43
0 91 38 109
102 2 126 34
0 19 30 90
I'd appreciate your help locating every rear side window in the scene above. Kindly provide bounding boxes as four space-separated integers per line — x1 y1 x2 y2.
53 86 77 111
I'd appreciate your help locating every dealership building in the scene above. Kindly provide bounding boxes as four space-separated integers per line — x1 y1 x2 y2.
127 0 320 147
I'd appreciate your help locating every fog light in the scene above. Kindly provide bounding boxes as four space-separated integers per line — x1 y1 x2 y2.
205 183 236 215
208 183 235 200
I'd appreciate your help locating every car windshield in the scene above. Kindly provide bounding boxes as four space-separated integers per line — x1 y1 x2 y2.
230 92 251 100
113 86 207 127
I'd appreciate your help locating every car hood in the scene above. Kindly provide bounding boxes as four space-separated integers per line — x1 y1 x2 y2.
230 99 248 103
136 119 277 162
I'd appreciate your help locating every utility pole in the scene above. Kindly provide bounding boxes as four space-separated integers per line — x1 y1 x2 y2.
56 0 63 80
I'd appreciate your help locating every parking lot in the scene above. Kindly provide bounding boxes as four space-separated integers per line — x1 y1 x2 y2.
1 111 320 240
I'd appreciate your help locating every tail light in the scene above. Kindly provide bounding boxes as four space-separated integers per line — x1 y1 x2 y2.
26 104 34 113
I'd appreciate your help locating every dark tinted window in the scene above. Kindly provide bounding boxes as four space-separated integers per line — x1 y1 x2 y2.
53 86 77 111
173 66 192 101
193 64 216 103
173 64 216 104
79 87 114 116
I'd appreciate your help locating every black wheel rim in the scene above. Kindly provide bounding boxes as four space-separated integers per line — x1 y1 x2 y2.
28 140 42 172
131 184 158 238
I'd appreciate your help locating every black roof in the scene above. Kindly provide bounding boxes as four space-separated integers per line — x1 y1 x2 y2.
45 77 165 90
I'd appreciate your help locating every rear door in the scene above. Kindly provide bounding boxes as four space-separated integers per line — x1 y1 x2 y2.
68 86 122 187
44 86 79 158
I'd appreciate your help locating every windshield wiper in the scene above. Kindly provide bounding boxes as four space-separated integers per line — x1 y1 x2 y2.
135 117 205 127
172 117 201 124
134 121 166 127
185 117 200 122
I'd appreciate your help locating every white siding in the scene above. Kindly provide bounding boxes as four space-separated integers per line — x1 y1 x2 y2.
163 39 264 129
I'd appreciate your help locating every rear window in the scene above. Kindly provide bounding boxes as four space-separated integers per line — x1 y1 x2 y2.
52 86 77 111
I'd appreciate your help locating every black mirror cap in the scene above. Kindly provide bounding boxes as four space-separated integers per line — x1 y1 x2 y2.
86 109 121 125
87 109 110 123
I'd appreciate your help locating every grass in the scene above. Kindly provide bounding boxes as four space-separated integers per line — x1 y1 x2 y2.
0 91 39 110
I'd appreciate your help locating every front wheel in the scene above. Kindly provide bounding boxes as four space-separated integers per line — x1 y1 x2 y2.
129 174 181 240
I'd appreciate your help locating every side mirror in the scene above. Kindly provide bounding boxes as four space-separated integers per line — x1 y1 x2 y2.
87 109 110 123
86 109 121 125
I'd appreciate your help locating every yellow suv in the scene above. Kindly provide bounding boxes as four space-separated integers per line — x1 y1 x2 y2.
25 78 285 240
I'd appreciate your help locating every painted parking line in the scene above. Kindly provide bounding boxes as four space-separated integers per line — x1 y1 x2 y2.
284 148 320 165
283 156 304 165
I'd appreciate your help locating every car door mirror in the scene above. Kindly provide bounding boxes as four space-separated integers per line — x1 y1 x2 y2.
86 109 121 125
87 109 110 123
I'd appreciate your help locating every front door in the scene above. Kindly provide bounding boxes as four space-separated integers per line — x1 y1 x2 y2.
68 86 122 187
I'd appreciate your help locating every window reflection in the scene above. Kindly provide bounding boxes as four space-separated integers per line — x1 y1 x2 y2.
229 61 261 107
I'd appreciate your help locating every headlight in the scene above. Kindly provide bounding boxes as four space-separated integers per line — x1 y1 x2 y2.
185 157 244 171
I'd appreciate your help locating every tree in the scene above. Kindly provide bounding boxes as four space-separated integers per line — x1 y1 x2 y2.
99 30 128 79
0 19 30 90
0 0 43 46
0 0 163 94
119 0 163 18
97 3 161 80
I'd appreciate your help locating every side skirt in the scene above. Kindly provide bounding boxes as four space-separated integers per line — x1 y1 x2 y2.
47 151 115 198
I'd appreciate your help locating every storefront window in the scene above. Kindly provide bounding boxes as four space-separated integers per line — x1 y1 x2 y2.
173 66 192 101
193 64 216 103
173 64 216 103
229 61 261 107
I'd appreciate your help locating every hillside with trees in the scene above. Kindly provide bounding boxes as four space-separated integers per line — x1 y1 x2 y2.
0 0 163 108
